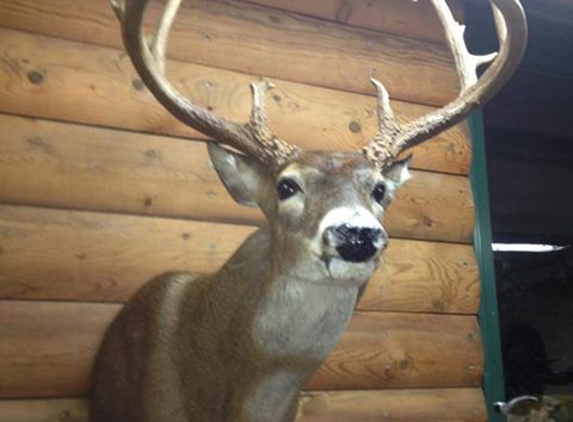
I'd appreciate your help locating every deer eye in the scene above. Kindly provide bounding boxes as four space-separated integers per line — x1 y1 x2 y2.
277 178 301 200
372 183 386 204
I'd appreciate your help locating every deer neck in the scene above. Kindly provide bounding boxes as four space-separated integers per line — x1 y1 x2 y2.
252 271 358 361
219 228 359 422
223 228 359 363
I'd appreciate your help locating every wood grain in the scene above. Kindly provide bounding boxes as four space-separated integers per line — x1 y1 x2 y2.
0 0 459 106
240 0 464 44
0 0 482 414
0 205 479 314
0 300 483 398
0 398 90 422
0 30 471 175
0 115 474 244
362 240 479 315
0 301 117 398
0 389 487 422
306 312 483 390
297 389 486 422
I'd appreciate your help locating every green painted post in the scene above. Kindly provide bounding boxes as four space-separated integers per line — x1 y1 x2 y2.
468 109 506 422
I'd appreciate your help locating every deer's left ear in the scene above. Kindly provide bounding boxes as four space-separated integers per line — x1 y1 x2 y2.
208 142 272 207
384 155 412 187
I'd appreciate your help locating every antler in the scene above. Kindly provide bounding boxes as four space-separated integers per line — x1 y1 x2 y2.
111 0 299 169
364 0 528 169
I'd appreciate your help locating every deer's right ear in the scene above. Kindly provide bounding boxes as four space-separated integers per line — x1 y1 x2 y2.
208 142 271 207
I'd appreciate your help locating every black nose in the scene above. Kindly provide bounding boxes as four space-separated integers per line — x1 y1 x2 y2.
333 225 383 263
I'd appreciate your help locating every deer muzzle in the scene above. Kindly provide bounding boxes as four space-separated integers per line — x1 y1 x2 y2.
319 206 386 264
324 225 386 263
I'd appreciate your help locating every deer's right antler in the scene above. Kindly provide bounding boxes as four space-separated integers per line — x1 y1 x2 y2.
364 0 528 169
112 0 299 169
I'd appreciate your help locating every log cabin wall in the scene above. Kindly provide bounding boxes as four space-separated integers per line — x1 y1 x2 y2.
0 0 486 420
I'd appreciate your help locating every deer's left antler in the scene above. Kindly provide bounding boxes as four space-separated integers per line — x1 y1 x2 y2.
363 0 528 169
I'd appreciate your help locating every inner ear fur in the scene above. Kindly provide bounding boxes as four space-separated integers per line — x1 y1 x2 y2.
208 142 272 207
384 155 413 187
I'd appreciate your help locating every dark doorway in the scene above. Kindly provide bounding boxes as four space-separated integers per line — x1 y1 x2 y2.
468 0 573 402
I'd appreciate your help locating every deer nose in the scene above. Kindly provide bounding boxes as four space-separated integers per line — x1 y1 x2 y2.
325 224 385 263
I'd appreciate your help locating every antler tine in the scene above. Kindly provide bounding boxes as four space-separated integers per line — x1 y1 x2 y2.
249 80 276 148
112 0 299 168
364 0 527 169
431 0 499 91
363 78 404 165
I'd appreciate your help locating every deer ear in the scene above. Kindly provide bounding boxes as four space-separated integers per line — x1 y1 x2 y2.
208 142 271 207
384 155 412 187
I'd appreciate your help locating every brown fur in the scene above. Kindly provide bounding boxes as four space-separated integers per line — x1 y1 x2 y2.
91 150 409 422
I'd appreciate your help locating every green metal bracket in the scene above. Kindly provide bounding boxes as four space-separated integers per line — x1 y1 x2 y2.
469 109 506 422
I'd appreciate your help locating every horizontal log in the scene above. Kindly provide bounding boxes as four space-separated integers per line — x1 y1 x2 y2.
0 300 483 398
240 0 464 44
0 115 474 244
0 0 459 106
297 389 486 422
0 205 480 314
0 389 486 422
0 399 88 422
0 301 116 398
0 30 471 176
307 312 482 390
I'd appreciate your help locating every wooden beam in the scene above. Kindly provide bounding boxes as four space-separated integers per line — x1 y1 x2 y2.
0 115 474 244
0 205 479 314
297 389 486 422
0 29 470 175
238 0 464 44
0 389 487 422
0 0 459 106
307 311 483 390
0 301 483 398
0 301 114 398
0 399 89 422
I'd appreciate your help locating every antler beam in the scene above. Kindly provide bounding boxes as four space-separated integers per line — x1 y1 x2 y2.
112 0 299 168
364 0 528 169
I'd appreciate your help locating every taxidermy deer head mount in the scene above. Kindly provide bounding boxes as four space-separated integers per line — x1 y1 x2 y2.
92 1 527 422
110 0 527 282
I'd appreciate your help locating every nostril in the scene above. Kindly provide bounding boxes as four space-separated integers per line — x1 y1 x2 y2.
322 227 334 246
361 227 382 242
335 224 357 237
336 225 382 241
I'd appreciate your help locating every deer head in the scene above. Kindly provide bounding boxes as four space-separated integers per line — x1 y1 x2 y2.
109 0 527 282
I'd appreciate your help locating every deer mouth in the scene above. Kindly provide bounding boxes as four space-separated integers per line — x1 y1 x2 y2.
323 256 377 285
